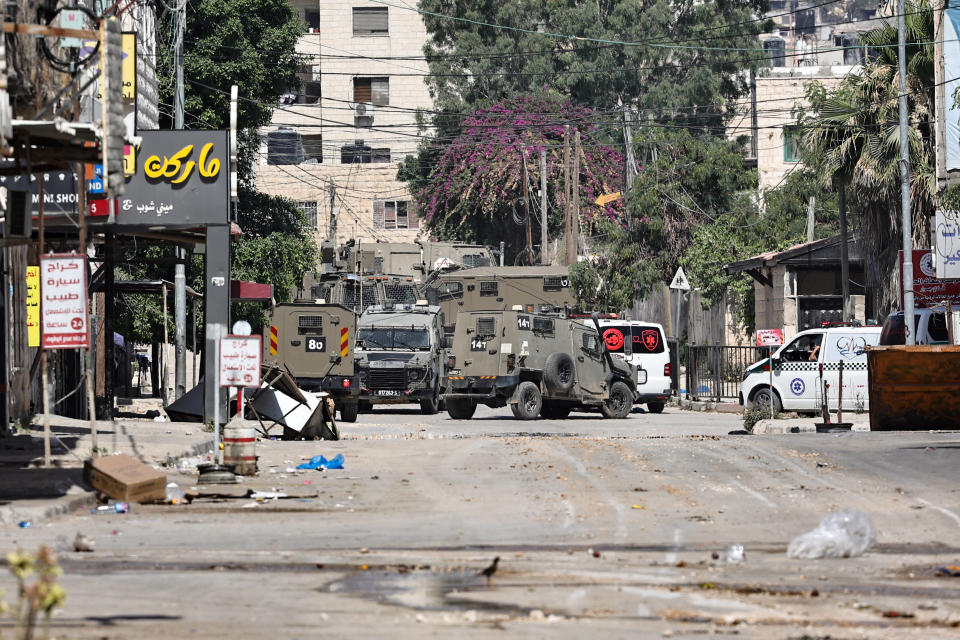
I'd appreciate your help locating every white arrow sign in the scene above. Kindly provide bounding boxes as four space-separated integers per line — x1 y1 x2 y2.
669 266 691 291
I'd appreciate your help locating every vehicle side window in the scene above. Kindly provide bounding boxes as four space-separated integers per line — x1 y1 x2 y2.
780 333 824 362
582 332 600 353
928 312 949 343
438 281 462 300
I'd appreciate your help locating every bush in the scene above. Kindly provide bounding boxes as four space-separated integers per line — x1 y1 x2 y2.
743 405 778 432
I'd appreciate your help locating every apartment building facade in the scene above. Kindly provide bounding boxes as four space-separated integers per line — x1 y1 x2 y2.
256 1 432 245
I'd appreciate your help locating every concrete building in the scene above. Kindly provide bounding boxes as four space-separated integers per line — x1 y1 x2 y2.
256 1 433 246
730 1 884 192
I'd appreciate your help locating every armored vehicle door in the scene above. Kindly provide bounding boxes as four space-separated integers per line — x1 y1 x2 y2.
573 326 606 397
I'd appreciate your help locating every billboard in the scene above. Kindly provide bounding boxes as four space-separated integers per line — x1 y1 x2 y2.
39 254 89 350
89 130 230 229
899 249 960 308
944 7 960 174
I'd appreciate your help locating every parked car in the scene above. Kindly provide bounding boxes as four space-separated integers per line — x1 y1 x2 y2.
596 318 671 413
880 305 960 345
739 325 882 413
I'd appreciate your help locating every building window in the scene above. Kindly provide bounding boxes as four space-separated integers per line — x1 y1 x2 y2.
353 77 389 105
373 200 419 230
302 134 322 163
353 7 388 36
304 9 320 33
298 201 318 229
783 126 801 163
371 148 391 163
479 281 498 297
341 142 371 164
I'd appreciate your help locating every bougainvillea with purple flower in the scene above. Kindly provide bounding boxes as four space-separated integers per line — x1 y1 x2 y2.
415 92 624 261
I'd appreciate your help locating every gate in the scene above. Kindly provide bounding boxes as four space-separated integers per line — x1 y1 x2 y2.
685 345 772 402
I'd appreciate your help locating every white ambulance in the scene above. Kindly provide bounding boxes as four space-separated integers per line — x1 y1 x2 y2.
597 319 672 413
739 325 882 413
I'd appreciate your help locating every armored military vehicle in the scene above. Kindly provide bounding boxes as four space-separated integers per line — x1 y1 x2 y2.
263 302 360 422
333 239 495 280
355 303 446 414
308 272 420 314
444 309 638 420
422 266 576 339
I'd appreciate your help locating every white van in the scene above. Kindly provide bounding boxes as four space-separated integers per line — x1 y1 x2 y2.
597 319 671 413
880 305 960 345
739 325 882 413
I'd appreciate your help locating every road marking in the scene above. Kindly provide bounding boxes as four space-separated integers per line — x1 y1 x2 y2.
730 477 776 508
917 498 960 527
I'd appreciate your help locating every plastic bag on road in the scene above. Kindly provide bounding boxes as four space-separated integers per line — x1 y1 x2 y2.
296 453 345 470
787 510 876 559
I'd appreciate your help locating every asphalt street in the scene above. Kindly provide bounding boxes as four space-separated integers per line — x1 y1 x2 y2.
2 405 959 639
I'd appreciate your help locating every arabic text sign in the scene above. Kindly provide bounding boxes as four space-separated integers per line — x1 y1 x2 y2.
91 130 229 229
26 266 40 347
934 210 960 278
899 249 960 308
40 255 89 350
755 329 784 347
219 336 262 388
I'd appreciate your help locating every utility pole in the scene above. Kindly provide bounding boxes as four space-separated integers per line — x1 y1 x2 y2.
897 0 915 343
540 149 548 264
838 183 851 322
805 195 816 242
564 125 573 266
173 0 187 396
622 104 636 193
572 129 581 261
522 149 533 265
750 69 758 160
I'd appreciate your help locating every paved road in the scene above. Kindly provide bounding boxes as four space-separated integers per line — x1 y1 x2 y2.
2 406 959 638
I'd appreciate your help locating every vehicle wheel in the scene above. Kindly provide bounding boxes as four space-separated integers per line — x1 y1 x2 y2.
513 381 542 420
647 402 665 414
420 390 440 415
601 381 633 419
543 352 575 393
751 387 782 414
540 402 571 419
446 398 477 420
510 403 522 418
339 402 358 423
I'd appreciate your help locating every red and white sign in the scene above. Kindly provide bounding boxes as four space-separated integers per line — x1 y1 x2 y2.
219 335 262 388
40 254 89 350
755 329 784 346
899 249 960 308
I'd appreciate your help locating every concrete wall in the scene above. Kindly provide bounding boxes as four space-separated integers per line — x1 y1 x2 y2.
256 0 433 246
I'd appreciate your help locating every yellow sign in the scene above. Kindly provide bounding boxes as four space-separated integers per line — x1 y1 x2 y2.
595 192 622 206
124 144 136 176
144 143 221 184
88 32 136 100
26 266 40 347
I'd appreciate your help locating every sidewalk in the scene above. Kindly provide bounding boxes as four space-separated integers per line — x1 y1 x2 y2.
0 415 214 526
752 413 871 434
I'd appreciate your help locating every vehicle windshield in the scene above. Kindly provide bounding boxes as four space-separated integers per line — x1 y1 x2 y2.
358 327 430 350
879 313 921 345
779 333 823 362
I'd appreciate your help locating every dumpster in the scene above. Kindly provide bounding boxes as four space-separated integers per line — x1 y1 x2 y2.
867 345 960 430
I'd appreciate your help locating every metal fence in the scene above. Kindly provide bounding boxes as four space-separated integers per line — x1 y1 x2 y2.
685 345 772 402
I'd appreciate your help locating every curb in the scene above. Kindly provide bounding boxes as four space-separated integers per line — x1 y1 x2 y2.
752 420 870 434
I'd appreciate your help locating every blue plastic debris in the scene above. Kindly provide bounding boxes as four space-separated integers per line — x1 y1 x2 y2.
17 521 30 528
296 453 345 470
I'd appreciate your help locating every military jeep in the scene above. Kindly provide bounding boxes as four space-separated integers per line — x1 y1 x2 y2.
355 303 446 414
444 309 638 420
263 302 360 422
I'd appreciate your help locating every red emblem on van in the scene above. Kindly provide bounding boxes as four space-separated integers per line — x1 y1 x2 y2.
641 329 659 351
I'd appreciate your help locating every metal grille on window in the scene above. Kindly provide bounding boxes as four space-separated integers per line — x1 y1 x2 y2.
385 283 416 303
298 315 322 335
297 201 317 229
479 281 498 297
353 7 388 35
384 201 397 229
533 318 554 333
476 317 496 336
373 200 385 228
543 276 563 291
362 284 377 307
342 283 360 310
439 282 462 300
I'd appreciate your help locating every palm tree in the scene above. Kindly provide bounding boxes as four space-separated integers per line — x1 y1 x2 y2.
798 0 935 315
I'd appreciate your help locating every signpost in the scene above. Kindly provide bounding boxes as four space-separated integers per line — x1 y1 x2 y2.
755 329 784 347
669 266 690 339
218 333 260 463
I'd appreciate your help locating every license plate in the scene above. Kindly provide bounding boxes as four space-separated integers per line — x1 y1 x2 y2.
448 369 461 375
376 390 401 396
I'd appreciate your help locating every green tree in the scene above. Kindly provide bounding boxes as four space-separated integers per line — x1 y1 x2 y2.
797 0 939 314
